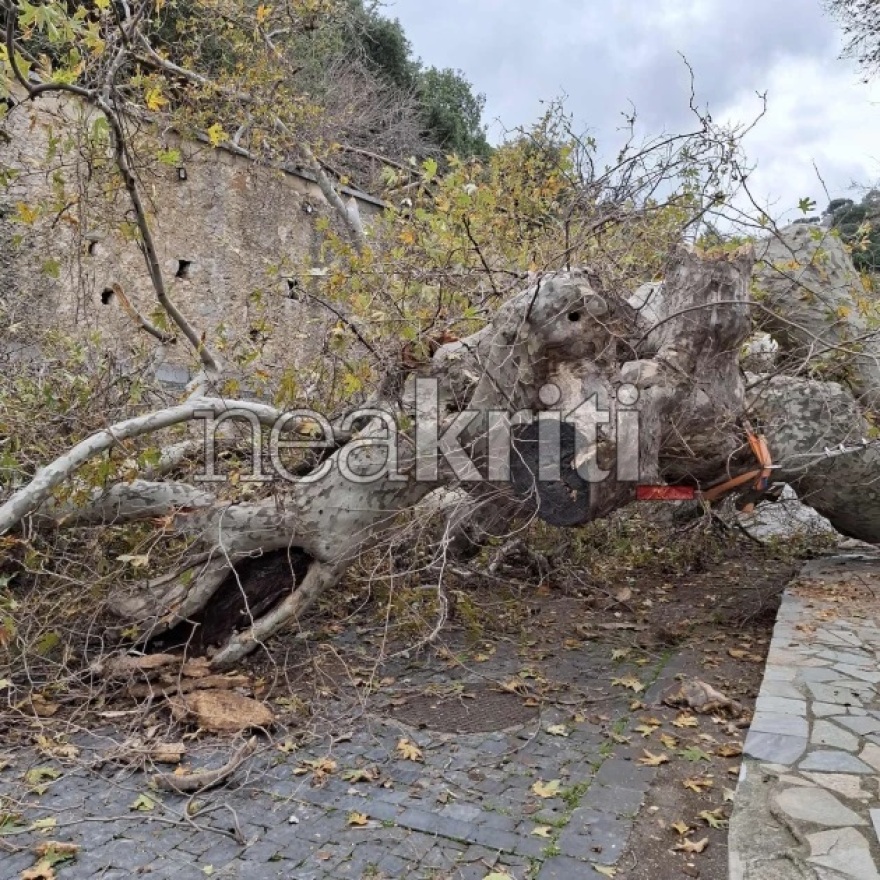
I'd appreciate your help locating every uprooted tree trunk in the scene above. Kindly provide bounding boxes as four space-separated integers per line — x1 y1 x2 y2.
3 242 880 668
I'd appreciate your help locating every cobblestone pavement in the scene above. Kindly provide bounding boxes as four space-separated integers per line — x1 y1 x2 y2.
730 552 880 880
0 626 686 880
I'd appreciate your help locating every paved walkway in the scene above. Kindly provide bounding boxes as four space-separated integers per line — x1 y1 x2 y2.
731 552 880 880
0 627 684 880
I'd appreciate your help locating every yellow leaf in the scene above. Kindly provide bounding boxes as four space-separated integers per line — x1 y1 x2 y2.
683 776 714 793
347 812 369 827
532 826 553 837
699 808 728 829
144 86 168 112
610 676 645 693
595 867 617 878
531 779 561 799
638 750 669 767
396 738 423 762
670 821 691 836
546 724 569 738
660 733 678 749
255 3 272 23
715 743 743 758
672 713 698 729
206 123 227 147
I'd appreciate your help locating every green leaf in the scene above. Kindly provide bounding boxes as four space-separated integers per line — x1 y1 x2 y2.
130 793 157 812
798 196 817 215
25 767 61 789
678 746 712 763
157 148 182 167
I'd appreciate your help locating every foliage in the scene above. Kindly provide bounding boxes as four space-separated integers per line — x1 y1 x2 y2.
343 1 491 158
825 191 880 273
826 0 880 76
416 66 491 159
0 0 769 678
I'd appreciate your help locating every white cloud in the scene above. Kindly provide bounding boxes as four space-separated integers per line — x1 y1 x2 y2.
720 56 880 220
388 0 880 221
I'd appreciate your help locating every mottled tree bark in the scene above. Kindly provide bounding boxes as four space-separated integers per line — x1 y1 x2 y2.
5 243 879 666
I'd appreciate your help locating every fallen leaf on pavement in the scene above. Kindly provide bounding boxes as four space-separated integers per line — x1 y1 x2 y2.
678 746 712 763
683 777 714 793
130 794 156 812
531 779 561 798
674 836 709 854
699 808 728 829
611 676 645 693
396 739 423 762
638 750 669 766
21 861 55 880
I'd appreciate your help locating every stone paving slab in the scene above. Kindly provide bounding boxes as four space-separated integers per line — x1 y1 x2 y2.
730 553 880 880
0 637 682 879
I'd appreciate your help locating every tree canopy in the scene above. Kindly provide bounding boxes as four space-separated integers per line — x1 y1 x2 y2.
826 0 880 75
825 191 880 273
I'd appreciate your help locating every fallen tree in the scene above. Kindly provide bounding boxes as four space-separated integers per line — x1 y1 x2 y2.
4 0 880 673
3 237 879 667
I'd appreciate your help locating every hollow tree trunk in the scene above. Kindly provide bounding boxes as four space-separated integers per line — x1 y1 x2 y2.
7 243 880 667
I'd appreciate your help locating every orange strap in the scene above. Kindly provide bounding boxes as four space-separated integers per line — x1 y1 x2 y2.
696 424 773 504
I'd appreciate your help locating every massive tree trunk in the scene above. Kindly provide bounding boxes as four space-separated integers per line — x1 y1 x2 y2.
3 241 879 667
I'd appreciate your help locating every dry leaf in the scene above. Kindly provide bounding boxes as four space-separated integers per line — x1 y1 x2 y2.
699 808 728 829
21 860 55 880
347 812 369 827
670 821 691 836
396 738 423 762
674 836 709 853
595 867 617 877
546 725 569 738
660 733 678 749
531 779 561 799
532 826 553 838
715 743 743 758
634 723 659 738
169 690 274 733
277 739 297 755
34 737 79 761
672 713 699 729
611 676 645 693
342 767 377 783
683 777 714 793
33 842 79 859
638 750 669 767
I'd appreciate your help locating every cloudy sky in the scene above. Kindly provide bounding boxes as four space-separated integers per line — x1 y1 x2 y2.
388 0 880 223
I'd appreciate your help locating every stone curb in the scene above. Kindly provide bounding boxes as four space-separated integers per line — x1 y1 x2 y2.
729 553 880 880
